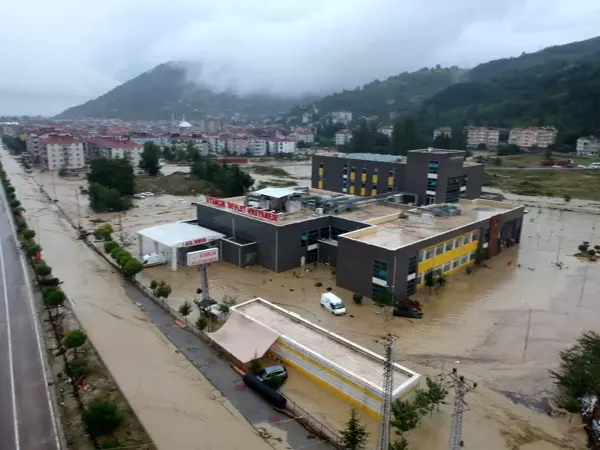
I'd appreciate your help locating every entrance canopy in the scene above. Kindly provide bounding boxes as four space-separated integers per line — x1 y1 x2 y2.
137 222 224 248
208 311 280 363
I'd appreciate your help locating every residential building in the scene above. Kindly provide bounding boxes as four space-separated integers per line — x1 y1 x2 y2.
302 112 312 124
129 133 168 146
465 127 500 149
433 127 452 140
335 130 352 146
248 138 268 156
378 126 394 138
508 126 557 149
331 111 353 124
293 128 315 144
312 149 483 204
225 135 249 155
39 136 85 171
267 137 297 154
194 184 523 300
576 136 600 156
198 117 224 133
86 138 142 168
171 136 209 155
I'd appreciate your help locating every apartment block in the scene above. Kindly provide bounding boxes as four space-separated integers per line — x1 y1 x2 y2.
576 136 600 156
465 127 500 149
267 137 297 154
433 127 452 140
248 138 268 156
39 136 85 171
293 128 315 143
509 127 557 149
378 126 394 138
335 130 352 146
226 136 249 155
86 138 142 168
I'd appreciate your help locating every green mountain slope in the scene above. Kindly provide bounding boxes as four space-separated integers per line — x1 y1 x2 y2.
291 66 466 119
418 58 600 146
57 62 309 120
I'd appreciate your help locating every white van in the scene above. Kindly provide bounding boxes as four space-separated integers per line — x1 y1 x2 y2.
142 252 167 267
320 292 346 315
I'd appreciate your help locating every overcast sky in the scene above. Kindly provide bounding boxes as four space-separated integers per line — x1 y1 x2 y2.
1 0 599 116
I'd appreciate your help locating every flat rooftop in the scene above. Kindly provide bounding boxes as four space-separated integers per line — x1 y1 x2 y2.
343 199 521 250
233 298 417 393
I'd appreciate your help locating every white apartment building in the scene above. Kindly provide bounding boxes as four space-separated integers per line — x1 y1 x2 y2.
129 133 168 146
335 130 352 146
267 138 297 154
465 126 500 149
433 127 452 139
171 136 209 155
40 137 85 171
248 138 268 156
576 136 600 156
86 138 142 168
331 111 353 124
509 127 557 149
226 136 249 155
378 126 394 138
302 112 312 124
293 128 315 143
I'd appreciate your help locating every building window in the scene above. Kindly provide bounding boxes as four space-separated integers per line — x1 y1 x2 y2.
443 262 452 273
426 195 436 205
453 259 460 269
373 259 388 280
435 244 444 256
417 273 424 285
434 265 443 276
469 251 476 261
460 254 468 265
425 248 433 260
307 229 319 245
445 240 454 252
454 237 462 248
419 249 426 262
445 175 462 203
428 160 439 174
320 227 330 239
406 279 416 296
301 232 308 247
407 256 417 275
471 230 480 241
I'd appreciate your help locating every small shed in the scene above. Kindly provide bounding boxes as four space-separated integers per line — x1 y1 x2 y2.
137 222 224 270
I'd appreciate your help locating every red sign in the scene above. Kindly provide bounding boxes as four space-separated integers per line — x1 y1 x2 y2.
184 238 206 247
205 196 279 223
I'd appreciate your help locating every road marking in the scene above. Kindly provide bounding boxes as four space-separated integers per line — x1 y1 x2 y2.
0 235 20 450
0 159 62 449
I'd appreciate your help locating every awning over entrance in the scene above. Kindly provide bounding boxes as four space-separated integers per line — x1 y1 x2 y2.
208 311 280 363
137 222 224 248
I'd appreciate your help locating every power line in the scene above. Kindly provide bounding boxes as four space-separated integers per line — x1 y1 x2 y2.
447 368 476 450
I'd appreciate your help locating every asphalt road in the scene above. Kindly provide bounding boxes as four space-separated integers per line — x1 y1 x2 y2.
0 183 60 449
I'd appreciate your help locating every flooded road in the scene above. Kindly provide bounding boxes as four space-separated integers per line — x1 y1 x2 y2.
1 152 274 450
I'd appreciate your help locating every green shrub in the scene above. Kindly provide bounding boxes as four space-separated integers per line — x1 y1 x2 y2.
35 264 52 277
82 400 122 435
22 229 36 240
103 241 119 253
15 217 27 231
115 251 132 267
69 359 89 378
352 293 363 304
466 266 473 275
195 316 208 331
93 224 114 241
122 258 143 277
5 186 15 194
25 242 41 257
9 199 20 209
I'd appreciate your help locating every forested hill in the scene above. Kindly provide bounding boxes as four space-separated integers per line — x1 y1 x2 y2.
418 59 600 147
290 66 467 120
467 36 600 83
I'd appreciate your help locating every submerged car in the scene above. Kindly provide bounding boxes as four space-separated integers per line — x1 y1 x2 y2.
255 364 288 383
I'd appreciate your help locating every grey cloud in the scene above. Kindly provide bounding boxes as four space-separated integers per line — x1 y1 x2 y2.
0 0 598 116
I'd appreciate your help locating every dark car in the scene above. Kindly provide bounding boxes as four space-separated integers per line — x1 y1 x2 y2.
256 364 288 382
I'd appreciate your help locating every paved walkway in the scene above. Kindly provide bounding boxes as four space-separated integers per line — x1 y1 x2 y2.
123 282 333 450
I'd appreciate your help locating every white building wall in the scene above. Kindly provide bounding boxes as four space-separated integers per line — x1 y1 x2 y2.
45 142 85 170
577 137 600 156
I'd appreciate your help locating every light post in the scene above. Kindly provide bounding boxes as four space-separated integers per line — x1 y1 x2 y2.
522 300 532 359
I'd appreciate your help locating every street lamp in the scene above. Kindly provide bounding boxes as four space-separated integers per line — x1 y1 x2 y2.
522 301 532 359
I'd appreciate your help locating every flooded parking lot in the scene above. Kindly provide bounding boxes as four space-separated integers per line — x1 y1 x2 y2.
28 161 598 449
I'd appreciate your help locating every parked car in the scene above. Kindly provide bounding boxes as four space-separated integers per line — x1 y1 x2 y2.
320 292 347 315
255 365 288 383
142 252 167 267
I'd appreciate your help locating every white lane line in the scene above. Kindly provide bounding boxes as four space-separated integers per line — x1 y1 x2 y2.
0 163 61 449
0 236 20 450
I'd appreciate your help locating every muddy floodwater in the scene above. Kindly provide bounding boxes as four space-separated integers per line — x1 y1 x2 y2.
24 158 598 449
1 153 274 450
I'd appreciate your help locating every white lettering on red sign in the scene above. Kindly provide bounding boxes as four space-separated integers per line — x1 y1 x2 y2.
187 248 219 266
205 196 278 223
183 238 207 247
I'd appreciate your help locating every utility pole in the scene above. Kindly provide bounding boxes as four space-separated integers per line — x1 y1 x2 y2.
75 188 81 232
377 334 398 450
448 368 476 450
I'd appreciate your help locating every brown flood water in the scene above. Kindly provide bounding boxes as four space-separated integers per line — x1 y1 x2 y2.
1 154 274 450
29 160 598 449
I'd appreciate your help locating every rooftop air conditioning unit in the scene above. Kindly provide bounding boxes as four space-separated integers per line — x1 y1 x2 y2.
316 208 324 215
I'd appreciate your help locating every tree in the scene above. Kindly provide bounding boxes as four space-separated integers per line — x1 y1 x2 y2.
218 296 236 316
339 408 369 450
122 258 142 278
562 396 580 422
414 389 434 417
564 194 572 203
162 145 176 162
549 331 600 398
389 439 410 450
94 223 114 241
432 133 451 149
139 142 161 176
352 293 363 304
83 400 122 435
62 330 87 357
578 243 590 253
195 316 208 332
391 118 423 156
153 281 172 300
425 376 448 411
391 400 420 435
424 270 435 292
89 183 131 212
87 158 135 196
373 287 395 320
186 142 201 164
46 289 66 315
22 229 36 240
544 148 553 160
179 300 192 318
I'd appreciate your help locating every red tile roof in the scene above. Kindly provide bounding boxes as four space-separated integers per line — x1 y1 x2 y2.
87 138 141 149
40 136 81 144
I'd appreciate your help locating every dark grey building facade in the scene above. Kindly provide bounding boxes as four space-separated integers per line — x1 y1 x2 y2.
312 149 484 206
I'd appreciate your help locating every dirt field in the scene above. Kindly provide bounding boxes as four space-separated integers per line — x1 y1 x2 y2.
28 160 596 449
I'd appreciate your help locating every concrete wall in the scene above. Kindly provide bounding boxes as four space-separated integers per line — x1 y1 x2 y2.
275 217 331 272
318 241 338 266
464 164 484 199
